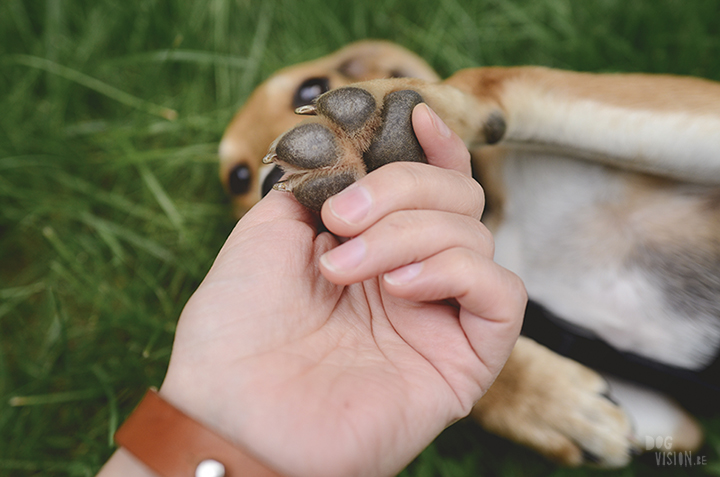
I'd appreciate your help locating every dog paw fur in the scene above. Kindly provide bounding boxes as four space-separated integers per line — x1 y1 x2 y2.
472 337 638 468
263 84 429 211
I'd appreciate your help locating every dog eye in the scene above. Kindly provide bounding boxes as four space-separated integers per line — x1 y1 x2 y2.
228 162 252 195
261 165 285 197
292 77 330 108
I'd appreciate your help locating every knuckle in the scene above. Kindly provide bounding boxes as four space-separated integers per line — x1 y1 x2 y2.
366 161 486 220
367 161 425 196
474 221 495 257
511 272 529 307
464 178 486 218
451 248 478 276
384 209 424 235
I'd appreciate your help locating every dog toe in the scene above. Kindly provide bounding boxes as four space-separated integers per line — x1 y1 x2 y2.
364 90 426 171
293 170 361 211
316 86 377 133
275 123 340 170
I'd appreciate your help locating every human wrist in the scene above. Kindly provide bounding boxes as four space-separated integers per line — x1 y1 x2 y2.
106 388 282 477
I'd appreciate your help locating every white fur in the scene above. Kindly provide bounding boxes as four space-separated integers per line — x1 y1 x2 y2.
503 86 720 184
493 150 720 369
603 375 695 446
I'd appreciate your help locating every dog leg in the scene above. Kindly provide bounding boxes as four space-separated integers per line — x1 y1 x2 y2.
444 67 720 183
601 375 703 453
472 337 636 467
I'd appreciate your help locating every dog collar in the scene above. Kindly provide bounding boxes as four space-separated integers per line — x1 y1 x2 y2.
522 299 720 413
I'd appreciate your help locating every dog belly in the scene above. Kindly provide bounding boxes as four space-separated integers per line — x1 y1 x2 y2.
492 149 720 370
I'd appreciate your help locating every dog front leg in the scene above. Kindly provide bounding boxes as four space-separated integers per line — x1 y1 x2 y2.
444 66 720 184
470 336 635 467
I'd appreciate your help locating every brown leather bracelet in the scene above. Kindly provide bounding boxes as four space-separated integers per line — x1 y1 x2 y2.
115 389 284 477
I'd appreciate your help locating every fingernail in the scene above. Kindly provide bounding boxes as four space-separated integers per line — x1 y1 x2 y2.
383 262 423 285
320 238 366 273
423 103 451 138
328 185 372 224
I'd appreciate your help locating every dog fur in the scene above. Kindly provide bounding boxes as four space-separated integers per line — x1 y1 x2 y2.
219 40 719 467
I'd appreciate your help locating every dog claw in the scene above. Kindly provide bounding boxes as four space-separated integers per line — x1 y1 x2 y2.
295 104 317 115
262 152 278 164
272 180 292 192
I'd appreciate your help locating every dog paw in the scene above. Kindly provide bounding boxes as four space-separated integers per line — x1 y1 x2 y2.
263 84 428 211
472 337 638 467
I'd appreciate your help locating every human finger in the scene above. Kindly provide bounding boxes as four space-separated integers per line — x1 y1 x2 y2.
382 247 527 374
239 186 320 230
412 103 473 176
321 162 485 239
383 247 526 321
205 188 333 286
319 209 494 285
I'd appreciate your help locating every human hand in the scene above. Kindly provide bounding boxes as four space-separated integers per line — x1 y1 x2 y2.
106 104 526 477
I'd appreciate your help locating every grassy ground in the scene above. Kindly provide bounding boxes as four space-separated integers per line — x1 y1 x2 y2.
1 0 719 475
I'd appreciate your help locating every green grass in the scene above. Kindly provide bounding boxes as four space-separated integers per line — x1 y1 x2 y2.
1 0 719 475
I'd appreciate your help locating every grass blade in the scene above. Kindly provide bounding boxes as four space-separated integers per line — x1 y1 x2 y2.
5 55 178 120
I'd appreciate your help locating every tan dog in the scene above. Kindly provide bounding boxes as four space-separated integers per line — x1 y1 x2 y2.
219 40 720 467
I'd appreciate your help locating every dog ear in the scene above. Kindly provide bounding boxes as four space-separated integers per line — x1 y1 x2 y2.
332 41 441 83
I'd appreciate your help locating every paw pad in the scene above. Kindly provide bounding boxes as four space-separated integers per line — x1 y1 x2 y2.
364 90 425 171
275 123 339 170
266 87 427 211
293 171 358 212
316 87 376 133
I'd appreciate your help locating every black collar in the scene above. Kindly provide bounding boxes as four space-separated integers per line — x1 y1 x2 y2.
522 300 720 414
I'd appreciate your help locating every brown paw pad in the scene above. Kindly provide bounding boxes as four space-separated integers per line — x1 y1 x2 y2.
364 90 426 171
275 123 340 170
267 87 426 211
316 87 376 133
293 170 359 212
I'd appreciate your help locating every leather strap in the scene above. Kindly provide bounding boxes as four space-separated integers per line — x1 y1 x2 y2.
115 389 283 477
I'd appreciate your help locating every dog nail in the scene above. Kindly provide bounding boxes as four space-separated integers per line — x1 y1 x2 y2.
328 185 372 224
272 180 292 192
262 152 278 164
295 104 317 115
320 238 366 273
